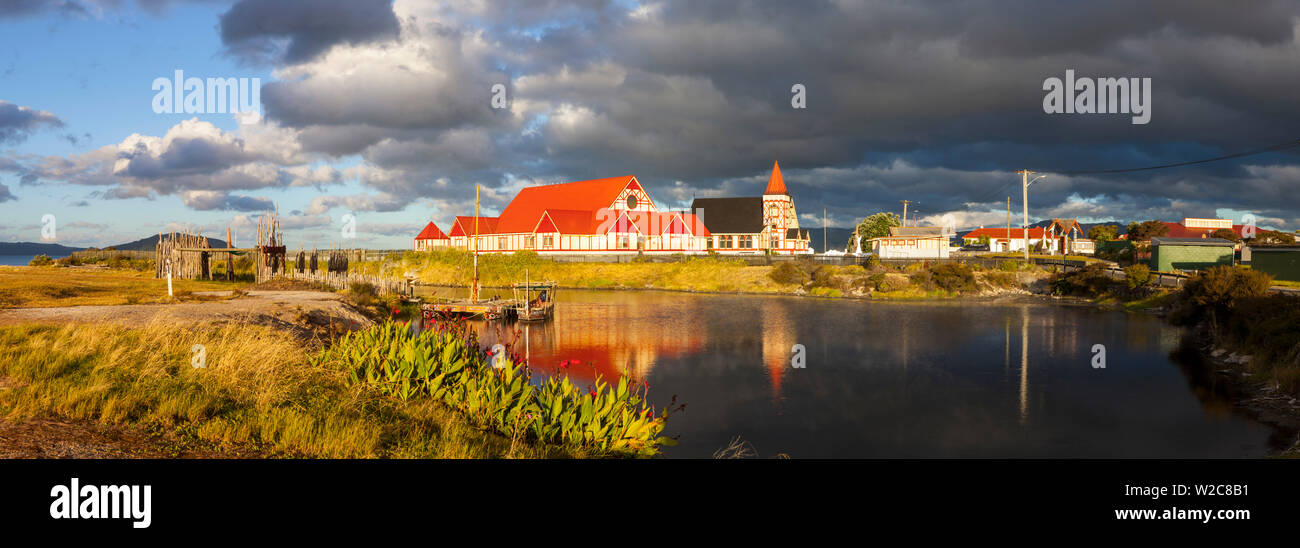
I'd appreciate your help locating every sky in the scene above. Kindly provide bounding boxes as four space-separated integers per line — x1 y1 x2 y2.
1 0 1299 250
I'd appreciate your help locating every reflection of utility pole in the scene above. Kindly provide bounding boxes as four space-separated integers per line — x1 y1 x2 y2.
1020 306 1029 424
900 200 911 227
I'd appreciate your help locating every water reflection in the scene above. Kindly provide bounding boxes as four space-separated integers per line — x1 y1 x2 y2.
414 287 1279 458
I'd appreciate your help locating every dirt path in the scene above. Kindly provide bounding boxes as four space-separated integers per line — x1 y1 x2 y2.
0 417 241 459
0 290 374 336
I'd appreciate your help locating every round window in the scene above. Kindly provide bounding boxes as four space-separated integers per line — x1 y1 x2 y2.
626 195 638 209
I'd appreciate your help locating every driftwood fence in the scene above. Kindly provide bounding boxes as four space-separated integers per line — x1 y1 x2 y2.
283 270 411 295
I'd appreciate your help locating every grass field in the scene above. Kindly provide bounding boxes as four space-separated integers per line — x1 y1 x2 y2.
0 322 573 458
0 266 249 308
353 250 790 293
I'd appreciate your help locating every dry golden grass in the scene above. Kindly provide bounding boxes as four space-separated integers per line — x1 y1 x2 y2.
0 321 573 458
0 265 247 308
353 250 793 294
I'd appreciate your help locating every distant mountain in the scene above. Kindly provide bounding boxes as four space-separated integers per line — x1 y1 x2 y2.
0 242 85 256
108 234 228 251
809 227 856 252
1027 219 1126 236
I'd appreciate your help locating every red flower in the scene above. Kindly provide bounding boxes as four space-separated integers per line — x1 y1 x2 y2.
589 390 597 397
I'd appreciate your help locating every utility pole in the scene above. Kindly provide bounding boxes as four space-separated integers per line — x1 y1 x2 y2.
1006 197 1011 253
1017 170 1045 263
822 207 827 254
900 200 911 227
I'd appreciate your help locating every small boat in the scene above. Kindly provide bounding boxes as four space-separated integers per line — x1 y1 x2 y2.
512 270 556 322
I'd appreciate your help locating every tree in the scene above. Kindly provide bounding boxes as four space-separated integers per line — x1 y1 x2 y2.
1249 229 1296 246
1211 228 1240 242
977 234 991 246
846 212 901 252
1088 224 1118 242
1126 220 1169 241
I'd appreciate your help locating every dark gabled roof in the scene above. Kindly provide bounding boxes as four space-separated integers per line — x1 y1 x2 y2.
785 228 808 240
1151 237 1235 247
690 197 764 234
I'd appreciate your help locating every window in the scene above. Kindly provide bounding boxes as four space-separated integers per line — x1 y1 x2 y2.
707 237 713 250
626 195 638 209
719 235 733 248
618 236 631 249
524 235 535 249
543 235 554 249
497 236 507 249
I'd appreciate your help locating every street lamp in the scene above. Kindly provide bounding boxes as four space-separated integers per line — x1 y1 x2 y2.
1019 171 1046 263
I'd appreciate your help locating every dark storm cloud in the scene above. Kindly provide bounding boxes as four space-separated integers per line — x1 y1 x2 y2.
218 0 401 64
179 190 274 211
0 100 64 144
0 182 15 202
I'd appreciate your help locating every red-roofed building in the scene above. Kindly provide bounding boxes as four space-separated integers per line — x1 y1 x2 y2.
444 175 712 254
414 221 449 251
962 227 1053 253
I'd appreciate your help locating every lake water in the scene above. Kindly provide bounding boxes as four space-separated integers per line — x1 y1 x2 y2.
0 255 67 266
414 287 1281 458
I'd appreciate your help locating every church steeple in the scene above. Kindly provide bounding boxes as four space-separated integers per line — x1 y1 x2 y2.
764 160 788 195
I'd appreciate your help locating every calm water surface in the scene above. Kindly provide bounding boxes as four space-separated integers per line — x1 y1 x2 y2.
415 287 1279 458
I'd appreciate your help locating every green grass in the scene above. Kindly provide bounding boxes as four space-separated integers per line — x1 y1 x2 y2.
0 322 577 458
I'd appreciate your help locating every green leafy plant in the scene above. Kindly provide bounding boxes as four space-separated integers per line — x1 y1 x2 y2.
312 320 680 456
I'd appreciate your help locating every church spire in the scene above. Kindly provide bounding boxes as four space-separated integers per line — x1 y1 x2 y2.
764 160 788 195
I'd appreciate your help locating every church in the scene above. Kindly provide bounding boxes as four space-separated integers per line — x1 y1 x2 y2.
444 175 712 254
436 162 809 256
689 161 811 255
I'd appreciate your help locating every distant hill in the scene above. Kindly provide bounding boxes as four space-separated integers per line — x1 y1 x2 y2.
808 227 856 252
0 242 85 256
107 234 228 251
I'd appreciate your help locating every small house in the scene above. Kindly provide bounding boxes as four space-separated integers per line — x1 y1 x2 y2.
1148 237 1234 272
870 226 953 258
414 222 450 251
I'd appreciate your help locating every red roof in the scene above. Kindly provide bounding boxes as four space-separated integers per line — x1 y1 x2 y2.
495 175 644 234
1162 221 1244 239
448 216 499 237
414 221 448 240
764 161 787 195
963 227 1049 240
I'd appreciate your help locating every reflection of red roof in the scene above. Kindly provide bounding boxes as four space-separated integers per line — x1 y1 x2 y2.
449 216 499 237
496 176 644 234
415 221 448 240
962 227 1048 240
764 161 788 195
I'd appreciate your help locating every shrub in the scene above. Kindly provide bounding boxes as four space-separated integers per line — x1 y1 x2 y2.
983 271 1019 288
28 254 54 266
1180 266 1271 311
931 263 976 293
1123 263 1153 291
998 260 1020 272
768 261 808 285
1050 263 1113 296
314 322 678 456
908 269 934 290
809 265 840 289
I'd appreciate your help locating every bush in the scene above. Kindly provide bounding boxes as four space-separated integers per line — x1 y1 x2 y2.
28 254 54 266
998 260 1020 272
931 263 976 293
1123 263 1153 291
907 269 934 290
809 265 840 289
314 322 678 456
1050 263 1114 296
1180 266 1271 311
768 261 808 285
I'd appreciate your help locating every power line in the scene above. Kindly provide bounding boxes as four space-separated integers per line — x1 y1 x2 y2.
1039 139 1300 176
